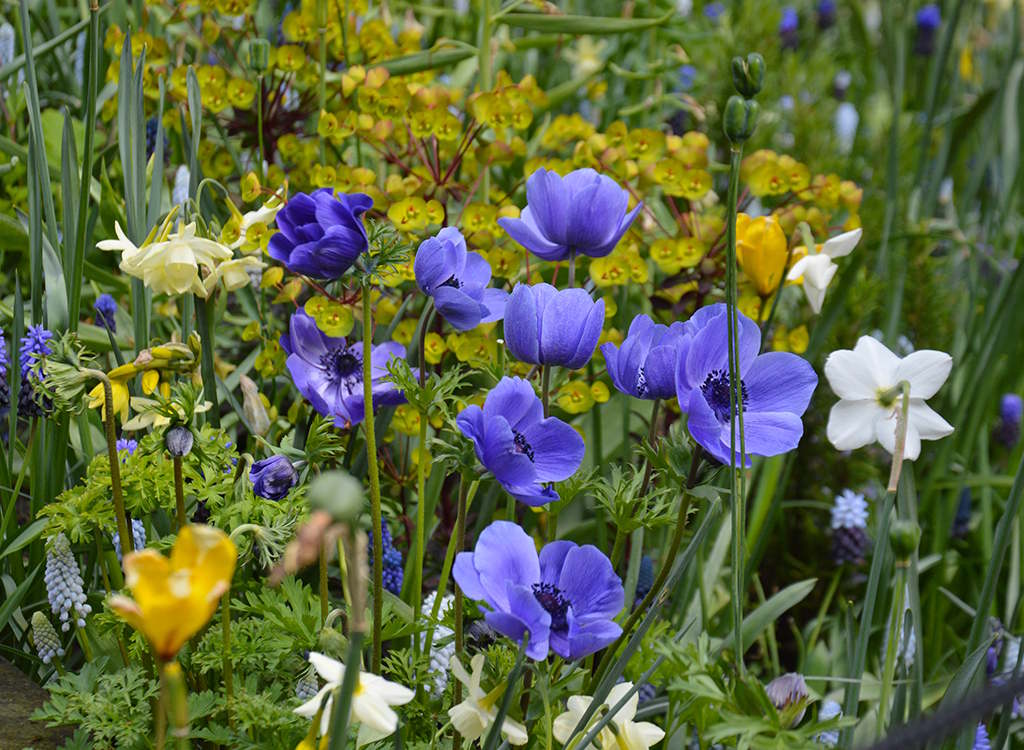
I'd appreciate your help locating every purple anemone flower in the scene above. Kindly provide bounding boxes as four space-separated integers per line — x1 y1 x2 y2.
250 455 298 500
281 309 406 428
675 304 817 466
497 168 641 262
504 283 604 371
453 521 623 661
601 313 689 401
456 377 584 506
414 227 508 331
269 189 373 279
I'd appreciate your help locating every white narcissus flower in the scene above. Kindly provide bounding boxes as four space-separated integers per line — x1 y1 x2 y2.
786 228 862 313
552 682 665 750
203 256 266 295
824 336 954 460
229 200 282 250
294 652 413 747
448 654 528 746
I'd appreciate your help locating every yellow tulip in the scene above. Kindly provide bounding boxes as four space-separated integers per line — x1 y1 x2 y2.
109 525 237 661
735 213 790 297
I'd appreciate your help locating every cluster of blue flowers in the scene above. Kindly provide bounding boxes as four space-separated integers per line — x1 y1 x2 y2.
19 324 54 417
112 519 147 563
44 533 91 632
830 489 870 566
94 294 118 332
368 522 403 596
249 455 298 500
30 611 65 666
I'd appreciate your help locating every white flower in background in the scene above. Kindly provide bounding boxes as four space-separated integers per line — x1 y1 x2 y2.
421 592 455 697
173 165 190 207
786 228 862 313
294 652 413 747
448 654 528 746
228 200 282 250
0 23 15 67
563 37 608 79
833 101 859 154
824 336 953 460
203 256 266 295
552 682 665 750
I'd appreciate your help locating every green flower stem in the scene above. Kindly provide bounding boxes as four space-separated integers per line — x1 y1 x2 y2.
423 479 480 661
221 591 234 729
87 371 132 555
173 456 186 531
541 364 552 418
411 302 436 642
164 662 190 750
196 298 220 428
256 75 265 181
362 283 384 672
477 0 493 202
877 565 907 738
724 144 747 672
319 540 329 625
316 0 327 163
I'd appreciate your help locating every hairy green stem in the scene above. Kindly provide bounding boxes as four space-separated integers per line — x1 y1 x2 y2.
362 284 384 671
221 592 234 729
173 456 186 530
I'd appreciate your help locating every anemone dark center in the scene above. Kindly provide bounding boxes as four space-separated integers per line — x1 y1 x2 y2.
439 274 462 289
700 368 748 422
321 345 363 385
532 582 570 631
512 430 535 461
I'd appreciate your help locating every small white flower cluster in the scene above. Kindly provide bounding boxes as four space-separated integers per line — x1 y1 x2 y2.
31 611 65 665
422 591 456 697
830 490 869 530
295 663 319 701
112 519 147 563
44 533 92 632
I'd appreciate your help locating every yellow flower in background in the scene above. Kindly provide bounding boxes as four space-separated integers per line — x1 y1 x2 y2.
736 213 790 297
423 333 447 364
393 405 422 436
87 378 130 423
557 381 595 414
109 525 237 661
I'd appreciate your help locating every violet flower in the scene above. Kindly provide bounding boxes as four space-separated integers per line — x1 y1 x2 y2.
281 309 405 428
601 313 689 400
456 377 583 506
504 283 604 371
269 189 373 279
498 168 641 262
250 455 298 500
675 304 817 466
453 520 623 660
414 227 508 331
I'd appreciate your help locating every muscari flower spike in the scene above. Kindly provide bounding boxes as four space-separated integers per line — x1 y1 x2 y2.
453 520 623 661
996 393 1022 447
19 324 54 418
112 519 147 563
831 489 870 566
94 293 118 332
456 377 584 506
368 521 404 595
44 533 92 632
414 227 508 331
422 592 456 697
0 325 9 416
31 611 65 665
281 309 406 428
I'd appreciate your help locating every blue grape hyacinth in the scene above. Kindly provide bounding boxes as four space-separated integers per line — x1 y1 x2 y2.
112 519 147 563
19 324 54 417
44 533 91 632
369 522 404 595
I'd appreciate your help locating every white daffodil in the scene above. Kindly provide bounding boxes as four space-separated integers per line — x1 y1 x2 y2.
294 652 413 747
229 200 282 250
552 683 665 750
786 228 862 313
202 255 266 295
448 654 528 746
121 397 212 432
824 335 953 460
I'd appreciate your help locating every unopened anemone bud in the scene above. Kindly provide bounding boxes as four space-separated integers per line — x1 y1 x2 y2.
307 470 363 522
31 611 64 665
765 672 810 727
248 38 270 73
730 53 765 98
165 425 195 457
889 519 921 561
250 455 298 500
723 95 759 144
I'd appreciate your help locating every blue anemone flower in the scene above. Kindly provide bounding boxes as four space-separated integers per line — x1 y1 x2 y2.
453 520 623 661
281 309 406 428
504 283 604 371
498 168 641 262
250 454 298 500
675 304 817 466
269 189 373 279
414 227 508 331
601 313 689 401
456 377 583 506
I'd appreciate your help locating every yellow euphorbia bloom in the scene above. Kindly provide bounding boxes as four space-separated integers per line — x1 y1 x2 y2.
735 214 790 297
110 525 237 661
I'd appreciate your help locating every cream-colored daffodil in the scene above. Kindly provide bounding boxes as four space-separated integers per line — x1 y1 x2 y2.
785 228 862 313
294 652 413 747
552 683 665 750
229 200 282 250
448 654 528 746
202 255 266 295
